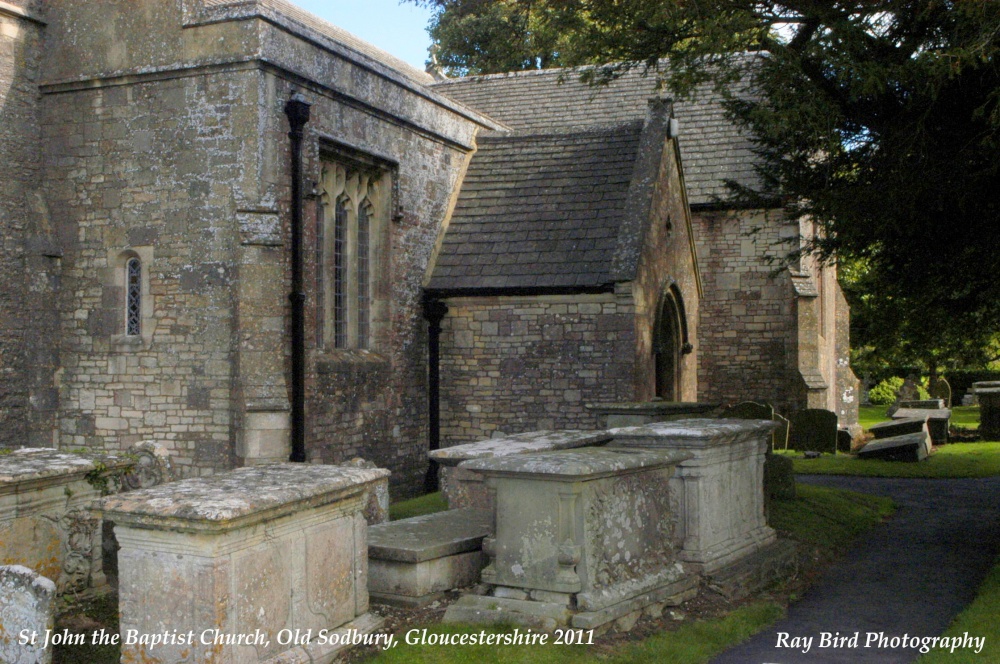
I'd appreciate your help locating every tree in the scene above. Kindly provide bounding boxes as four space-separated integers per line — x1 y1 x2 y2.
412 0 1000 369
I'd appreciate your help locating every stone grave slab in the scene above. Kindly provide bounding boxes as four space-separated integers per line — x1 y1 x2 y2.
609 419 778 574
788 409 838 454
586 401 719 428
892 408 951 444
856 431 932 462
368 508 492 607
0 565 56 664
99 463 387 664
429 430 612 510
869 417 929 440
444 447 696 630
898 399 945 410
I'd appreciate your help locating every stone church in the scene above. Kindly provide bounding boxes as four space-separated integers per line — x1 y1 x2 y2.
0 0 857 496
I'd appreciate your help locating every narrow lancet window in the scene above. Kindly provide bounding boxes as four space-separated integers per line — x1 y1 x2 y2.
333 198 349 348
126 257 142 336
357 201 371 348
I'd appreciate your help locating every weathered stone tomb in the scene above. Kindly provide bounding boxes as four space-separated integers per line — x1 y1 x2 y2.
98 464 386 664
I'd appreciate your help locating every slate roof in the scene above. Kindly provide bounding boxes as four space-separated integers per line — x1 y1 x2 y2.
427 122 645 292
431 66 759 206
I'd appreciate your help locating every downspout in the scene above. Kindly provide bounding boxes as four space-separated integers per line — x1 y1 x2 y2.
285 92 311 463
423 296 448 491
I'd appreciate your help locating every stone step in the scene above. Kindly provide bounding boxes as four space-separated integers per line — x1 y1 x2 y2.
368 508 493 607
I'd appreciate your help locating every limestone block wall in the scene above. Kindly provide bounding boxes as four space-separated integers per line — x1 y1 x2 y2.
0 2 59 449
692 209 800 414
438 294 637 444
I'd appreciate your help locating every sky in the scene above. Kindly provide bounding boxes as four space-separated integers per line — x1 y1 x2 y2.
292 0 436 71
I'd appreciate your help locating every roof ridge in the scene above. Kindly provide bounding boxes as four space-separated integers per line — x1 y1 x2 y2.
477 120 646 142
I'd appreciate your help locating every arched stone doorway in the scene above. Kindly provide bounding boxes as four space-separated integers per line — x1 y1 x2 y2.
654 285 689 400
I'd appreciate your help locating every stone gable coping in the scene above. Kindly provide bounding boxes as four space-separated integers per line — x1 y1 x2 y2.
98 463 388 532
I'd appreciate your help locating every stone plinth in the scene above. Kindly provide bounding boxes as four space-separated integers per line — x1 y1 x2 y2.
586 401 719 428
0 449 137 595
368 508 492 606
444 448 696 630
975 388 1000 440
99 464 387 664
892 408 951 445
429 430 612 510
609 419 778 574
0 565 56 664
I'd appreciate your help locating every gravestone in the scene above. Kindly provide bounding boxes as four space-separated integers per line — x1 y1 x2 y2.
869 417 929 440
0 565 56 664
722 402 780 450
929 378 952 408
788 409 838 454
837 429 854 453
892 408 951 445
857 431 931 462
898 376 921 401
975 386 1000 440
773 413 791 450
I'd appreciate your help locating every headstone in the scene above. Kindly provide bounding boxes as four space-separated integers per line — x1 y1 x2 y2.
429 430 612 510
0 565 56 664
788 409 838 454
722 401 782 450
368 508 492 607
100 464 388 664
869 417 929 440
837 429 854 453
962 394 976 406
892 408 951 444
856 431 931 462
898 376 921 401
444 447 695 630
974 386 1000 440
764 454 796 501
773 413 791 450
929 378 952 408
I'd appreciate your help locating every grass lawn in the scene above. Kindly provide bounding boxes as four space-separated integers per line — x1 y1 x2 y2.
917 556 1000 663
777 442 1000 478
859 405 980 430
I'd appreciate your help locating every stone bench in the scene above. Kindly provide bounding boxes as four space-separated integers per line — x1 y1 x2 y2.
429 430 612 510
445 447 695 631
368 508 492 607
891 408 951 445
99 463 387 664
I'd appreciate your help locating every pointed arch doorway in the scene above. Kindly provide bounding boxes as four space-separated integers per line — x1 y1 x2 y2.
654 285 689 401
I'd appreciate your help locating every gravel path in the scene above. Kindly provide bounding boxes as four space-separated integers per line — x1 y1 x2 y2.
711 475 1000 663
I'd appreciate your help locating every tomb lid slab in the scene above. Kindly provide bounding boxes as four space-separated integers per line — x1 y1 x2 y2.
99 463 388 532
892 408 951 421
610 418 779 446
460 447 690 480
429 430 611 466
368 508 492 563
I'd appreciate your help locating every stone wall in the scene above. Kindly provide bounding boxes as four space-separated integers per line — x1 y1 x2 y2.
692 208 858 427
32 0 484 494
693 209 800 414
439 294 636 443
0 2 58 449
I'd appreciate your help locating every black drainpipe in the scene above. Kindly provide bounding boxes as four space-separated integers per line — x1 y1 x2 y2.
285 91 311 463
423 296 448 491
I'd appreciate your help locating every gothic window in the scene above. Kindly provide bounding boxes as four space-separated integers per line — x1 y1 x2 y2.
126 257 142 336
317 157 389 350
